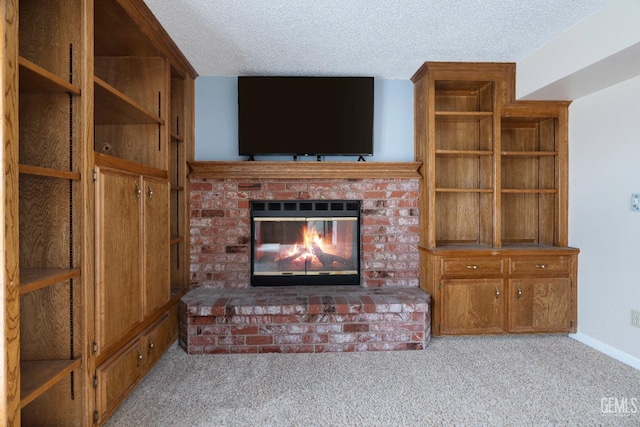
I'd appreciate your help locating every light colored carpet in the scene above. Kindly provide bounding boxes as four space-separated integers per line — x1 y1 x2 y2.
104 335 640 426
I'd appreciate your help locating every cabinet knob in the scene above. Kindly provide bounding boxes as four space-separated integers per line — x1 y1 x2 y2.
147 185 154 200
495 286 500 298
516 285 522 299
466 265 478 270
535 264 547 269
148 337 155 349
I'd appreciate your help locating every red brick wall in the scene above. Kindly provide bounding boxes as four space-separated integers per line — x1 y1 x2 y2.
189 177 420 289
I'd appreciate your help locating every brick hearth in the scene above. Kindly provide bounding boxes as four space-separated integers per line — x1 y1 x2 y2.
180 286 431 354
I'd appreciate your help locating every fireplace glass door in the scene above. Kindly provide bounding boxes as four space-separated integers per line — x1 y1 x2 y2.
250 200 360 286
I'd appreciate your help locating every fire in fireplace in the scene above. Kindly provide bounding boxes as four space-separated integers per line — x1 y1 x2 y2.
250 200 361 286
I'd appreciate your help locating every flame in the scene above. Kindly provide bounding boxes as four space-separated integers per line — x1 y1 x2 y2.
305 225 324 252
282 225 325 260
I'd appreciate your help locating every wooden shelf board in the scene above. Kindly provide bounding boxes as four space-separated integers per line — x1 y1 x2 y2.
170 132 184 142
435 111 493 122
436 188 493 193
21 358 82 408
170 236 184 245
94 76 164 125
501 151 557 157
20 268 81 295
421 244 580 255
436 150 493 157
95 153 168 180
19 57 81 95
19 164 81 181
501 189 557 194
188 161 422 180
170 185 184 191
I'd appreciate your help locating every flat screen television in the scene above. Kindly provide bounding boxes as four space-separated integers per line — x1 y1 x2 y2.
238 76 374 158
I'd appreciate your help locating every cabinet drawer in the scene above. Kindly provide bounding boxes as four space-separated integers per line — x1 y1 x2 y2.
96 339 143 421
510 256 571 276
144 313 176 369
441 257 505 277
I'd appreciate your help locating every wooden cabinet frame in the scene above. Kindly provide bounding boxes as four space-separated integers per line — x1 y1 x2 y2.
2 0 196 425
413 62 579 337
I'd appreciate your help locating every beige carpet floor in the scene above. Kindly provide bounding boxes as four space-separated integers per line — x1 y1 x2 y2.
104 335 640 426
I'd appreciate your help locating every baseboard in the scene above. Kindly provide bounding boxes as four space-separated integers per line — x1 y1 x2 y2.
571 332 640 371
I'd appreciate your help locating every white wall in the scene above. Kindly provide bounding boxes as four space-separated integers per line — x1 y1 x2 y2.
516 0 640 370
569 75 640 367
194 77 414 161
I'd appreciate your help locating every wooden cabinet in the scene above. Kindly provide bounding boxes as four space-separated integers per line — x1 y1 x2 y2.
2 0 196 425
422 249 577 335
95 313 175 424
413 62 579 336
95 167 170 357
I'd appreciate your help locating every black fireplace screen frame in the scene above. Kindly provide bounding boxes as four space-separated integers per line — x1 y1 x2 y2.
250 200 361 286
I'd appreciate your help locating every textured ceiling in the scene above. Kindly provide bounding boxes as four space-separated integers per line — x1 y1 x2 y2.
145 0 610 79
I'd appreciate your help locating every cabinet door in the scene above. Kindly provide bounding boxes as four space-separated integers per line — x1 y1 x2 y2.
95 339 144 423
96 168 142 354
440 278 505 334
143 177 170 316
509 277 573 332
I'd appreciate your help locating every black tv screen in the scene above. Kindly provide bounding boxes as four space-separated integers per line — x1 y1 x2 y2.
238 76 374 157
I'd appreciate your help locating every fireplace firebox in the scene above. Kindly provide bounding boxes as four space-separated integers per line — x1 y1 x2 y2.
250 200 361 286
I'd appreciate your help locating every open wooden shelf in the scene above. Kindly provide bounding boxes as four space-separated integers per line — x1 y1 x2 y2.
19 164 81 181
188 161 423 180
20 358 81 408
95 153 168 180
94 76 164 125
19 57 81 95
19 268 81 295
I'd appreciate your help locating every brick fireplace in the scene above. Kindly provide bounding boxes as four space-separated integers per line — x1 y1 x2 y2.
181 161 430 353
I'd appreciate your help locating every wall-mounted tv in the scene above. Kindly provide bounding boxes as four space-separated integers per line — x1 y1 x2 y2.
238 76 374 158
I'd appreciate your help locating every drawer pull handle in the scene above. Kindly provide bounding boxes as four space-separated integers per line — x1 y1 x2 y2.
495 286 500 298
535 264 547 269
466 265 478 270
517 285 522 298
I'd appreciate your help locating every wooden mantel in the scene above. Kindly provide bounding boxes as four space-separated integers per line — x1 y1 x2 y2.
188 161 423 179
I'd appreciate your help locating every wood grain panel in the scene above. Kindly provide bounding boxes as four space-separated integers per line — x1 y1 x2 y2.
95 169 142 354
3 0 21 424
188 161 422 180
509 277 572 332
94 57 166 115
18 0 82 82
20 281 73 359
19 93 73 171
441 278 505 334
95 339 143 423
19 176 71 268
143 177 170 316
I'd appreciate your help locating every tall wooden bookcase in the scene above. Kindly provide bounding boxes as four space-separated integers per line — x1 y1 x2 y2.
412 62 579 336
1 0 196 425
